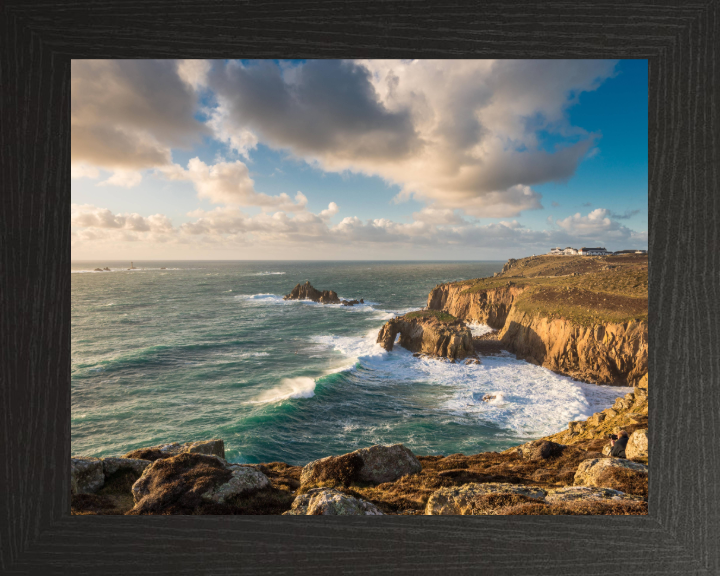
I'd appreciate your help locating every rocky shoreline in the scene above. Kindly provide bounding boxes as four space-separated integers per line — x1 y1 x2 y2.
71 381 648 516
72 257 649 515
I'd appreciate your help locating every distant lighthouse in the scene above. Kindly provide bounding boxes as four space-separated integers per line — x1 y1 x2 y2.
130 261 135 269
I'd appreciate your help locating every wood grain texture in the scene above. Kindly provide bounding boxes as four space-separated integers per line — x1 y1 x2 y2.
1 1 718 574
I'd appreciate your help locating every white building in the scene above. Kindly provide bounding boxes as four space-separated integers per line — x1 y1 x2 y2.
563 247 578 255
549 247 564 255
579 247 609 256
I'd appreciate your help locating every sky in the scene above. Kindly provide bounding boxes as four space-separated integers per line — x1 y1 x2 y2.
71 59 648 260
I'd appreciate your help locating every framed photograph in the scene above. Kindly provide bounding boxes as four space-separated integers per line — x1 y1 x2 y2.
2 2 718 574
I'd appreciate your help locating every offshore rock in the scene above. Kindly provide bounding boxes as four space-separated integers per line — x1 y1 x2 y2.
284 281 341 304
284 488 384 515
376 312 474 360
301 444 422 487
426 482 546 515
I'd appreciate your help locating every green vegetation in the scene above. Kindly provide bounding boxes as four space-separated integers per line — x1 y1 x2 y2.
404 310 457 323
450 255 648 327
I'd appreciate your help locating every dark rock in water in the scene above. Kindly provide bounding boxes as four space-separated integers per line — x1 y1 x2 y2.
94 268 103 272
481 394 496 402
284 281 363 306
103 267 111 271
160 267 166 270
466 358 481 365
284 281 341 304
360 299 364 304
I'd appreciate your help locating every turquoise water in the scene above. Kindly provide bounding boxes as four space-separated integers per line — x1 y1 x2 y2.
71 261 627 465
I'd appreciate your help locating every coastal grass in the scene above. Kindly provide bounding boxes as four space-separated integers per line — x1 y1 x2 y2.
449 255 648 327
404 309 457 323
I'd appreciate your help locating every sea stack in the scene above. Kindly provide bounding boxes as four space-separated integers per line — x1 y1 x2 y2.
283 281 362 306
376 310 475 360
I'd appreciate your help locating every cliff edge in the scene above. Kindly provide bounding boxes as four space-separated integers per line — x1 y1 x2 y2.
427 254 648 386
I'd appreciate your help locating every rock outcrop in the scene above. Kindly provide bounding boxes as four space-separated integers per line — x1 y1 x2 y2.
123 439 225 461
71 457 105 495
129 453 270 514
283 281 362 305
301 444 422 487
425 482 547 515
102 457 151 478
573 457 648 488
284 488 384 515
376 312 474 360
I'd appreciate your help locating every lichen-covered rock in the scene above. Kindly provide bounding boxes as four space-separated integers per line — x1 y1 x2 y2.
129 452 268 514
123 439 225 461
573 457 648 488
625 429 648 460
101 457 151 478
300 444 422 487
202 464 270 504
71 457 105 495
284 488 384 515
545 486 644 504
425 482 546 515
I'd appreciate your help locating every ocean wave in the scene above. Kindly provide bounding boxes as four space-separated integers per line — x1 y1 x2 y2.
236 293 378 312
245 271 286 276
246 377 316 404
467 323 495 337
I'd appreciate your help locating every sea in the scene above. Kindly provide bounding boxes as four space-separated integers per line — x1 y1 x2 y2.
71 261 628 465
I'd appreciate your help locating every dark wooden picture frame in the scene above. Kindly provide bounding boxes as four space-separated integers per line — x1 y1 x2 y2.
1 2 718 574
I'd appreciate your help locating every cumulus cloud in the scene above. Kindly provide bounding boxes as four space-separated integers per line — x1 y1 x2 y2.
201 59 616 217
72 204 645 257
71 59 209 174
160 158 307 212
208 60 421 163
98 170 143 188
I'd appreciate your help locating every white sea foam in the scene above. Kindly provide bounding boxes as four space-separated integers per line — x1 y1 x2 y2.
312 330 628 441
245 271 286 276
247 377 316 404
72 267 181 274
236 293 378 312
467 323 496 337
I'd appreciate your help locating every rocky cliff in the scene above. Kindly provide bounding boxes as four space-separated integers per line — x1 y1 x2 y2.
376 311 475 360
426 255 648 386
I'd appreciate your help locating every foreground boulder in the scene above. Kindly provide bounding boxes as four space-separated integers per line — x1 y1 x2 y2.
128 453 270 514
301 444 422 487
625 429 648 460
574 457 648 497
123 439 225 461
376 311 474 360
284 488 384 515
425 482 547 515
71 457 105 495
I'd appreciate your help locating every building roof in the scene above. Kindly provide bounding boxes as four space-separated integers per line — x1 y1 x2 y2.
580 247 607 251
